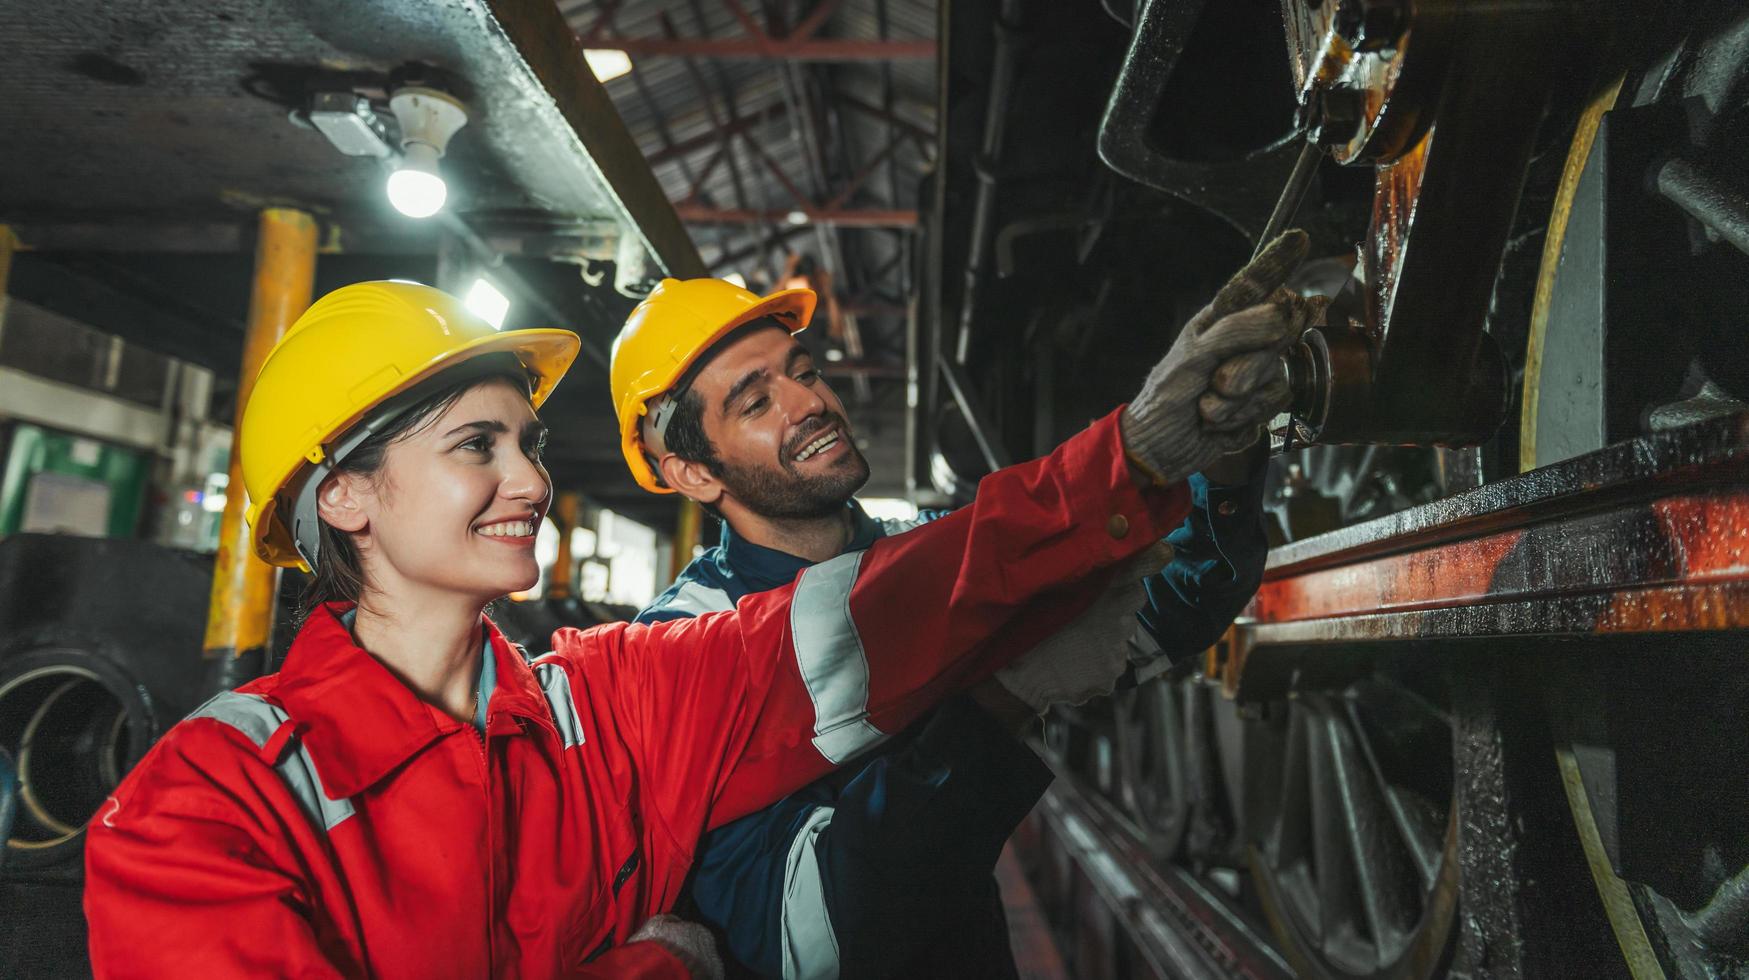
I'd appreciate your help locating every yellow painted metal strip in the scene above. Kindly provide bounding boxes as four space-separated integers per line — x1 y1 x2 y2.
1520 74 1626 473
1555 745 1666 979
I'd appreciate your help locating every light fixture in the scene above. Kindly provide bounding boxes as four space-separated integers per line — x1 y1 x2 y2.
824 347 845 362
583 49 633 82
307 92 392 158
785 210 810 226
723 272 747 289
465 277 510 328
387 86 469 219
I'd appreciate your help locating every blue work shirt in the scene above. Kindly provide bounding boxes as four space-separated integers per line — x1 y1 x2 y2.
636 462 1270 978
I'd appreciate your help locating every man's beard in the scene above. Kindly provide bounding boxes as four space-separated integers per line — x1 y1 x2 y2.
717 413 871 519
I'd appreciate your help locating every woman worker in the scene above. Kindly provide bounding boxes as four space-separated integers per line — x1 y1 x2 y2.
81 235 1309 978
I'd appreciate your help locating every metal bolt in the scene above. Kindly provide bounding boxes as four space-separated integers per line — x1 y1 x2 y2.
1311 85 1366 148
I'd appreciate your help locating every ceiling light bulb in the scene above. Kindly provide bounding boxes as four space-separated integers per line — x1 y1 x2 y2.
387 145 448 218
465 277 511 329
723 272 747 289
387 86 469 219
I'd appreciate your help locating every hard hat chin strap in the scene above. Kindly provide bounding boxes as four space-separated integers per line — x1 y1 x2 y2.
287 398 416 573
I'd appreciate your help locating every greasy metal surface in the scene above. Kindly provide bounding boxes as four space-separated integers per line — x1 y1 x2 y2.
202 210 314 669
488 0 701 277
1233 413 1749 651
1278 0 1572 447
1654 156 1749 258
1097 0 1303 243
0 0 698 274
1264 412 1749 572
1026 763 1296 980
1279 0 1460 166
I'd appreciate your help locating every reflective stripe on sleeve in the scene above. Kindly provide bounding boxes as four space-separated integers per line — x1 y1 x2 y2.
789 550 887 764
660 579 737 618
780 807 841 980
189 691 355 832
534 662 586 748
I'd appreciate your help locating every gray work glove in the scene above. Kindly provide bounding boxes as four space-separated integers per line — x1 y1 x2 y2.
1121 230 1326 486
629 914 725 980
994 543 1173 712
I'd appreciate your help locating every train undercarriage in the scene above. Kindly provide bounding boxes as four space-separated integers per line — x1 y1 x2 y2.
925 0 1749 976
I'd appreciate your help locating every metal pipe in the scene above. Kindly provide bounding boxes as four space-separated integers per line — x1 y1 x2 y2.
952 0 1025 365
1654 156 1749 258
1254 139 1322 259
940 359 1010 471
202 208 317 694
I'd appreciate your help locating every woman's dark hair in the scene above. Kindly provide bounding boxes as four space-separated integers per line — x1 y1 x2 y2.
300 356 535 615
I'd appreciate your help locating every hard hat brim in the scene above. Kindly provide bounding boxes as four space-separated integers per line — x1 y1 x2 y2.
251 326 581 570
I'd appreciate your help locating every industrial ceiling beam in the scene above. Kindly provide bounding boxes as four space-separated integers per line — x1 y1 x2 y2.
645 103 787 167
586 37 934 61
674 205 919 228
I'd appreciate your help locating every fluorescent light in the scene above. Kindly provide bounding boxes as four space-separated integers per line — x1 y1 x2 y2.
723 273 747 289
465 277 510 329
584 49 633 82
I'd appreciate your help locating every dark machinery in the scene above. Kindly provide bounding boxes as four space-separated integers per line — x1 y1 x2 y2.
927 0 1749 977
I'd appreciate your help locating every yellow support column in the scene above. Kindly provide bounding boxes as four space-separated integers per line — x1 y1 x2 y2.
203 209 317 691
547 491 582 600
671 499 703 582
0 225 17 323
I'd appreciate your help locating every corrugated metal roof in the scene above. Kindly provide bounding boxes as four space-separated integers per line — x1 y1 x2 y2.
559 0 936 371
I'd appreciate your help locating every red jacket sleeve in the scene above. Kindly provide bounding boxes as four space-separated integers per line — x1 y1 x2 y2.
550 408 1189 843
573 941 692 978
83 721 349 979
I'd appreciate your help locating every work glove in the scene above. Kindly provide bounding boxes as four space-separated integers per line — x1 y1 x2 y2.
994 543 1173 712
1121 229 1325 486
629 914 725 980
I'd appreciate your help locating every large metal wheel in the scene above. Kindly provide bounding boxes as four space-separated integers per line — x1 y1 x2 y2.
1110 675 1193 858
1552 644 1749 980
1247 672 1460 979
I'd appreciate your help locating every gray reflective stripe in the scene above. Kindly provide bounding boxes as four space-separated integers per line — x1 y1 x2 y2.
188 691 355 832
660 579 737 618
534 662 586 747
789 551 886 764
274 735 355 831
780 807 841 980
874 515 930 535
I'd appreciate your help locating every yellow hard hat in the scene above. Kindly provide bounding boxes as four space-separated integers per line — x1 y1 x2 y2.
240 280 580 571
610 277 815 493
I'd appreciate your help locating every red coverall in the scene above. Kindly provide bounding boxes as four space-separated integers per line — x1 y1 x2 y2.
83 411 1187 978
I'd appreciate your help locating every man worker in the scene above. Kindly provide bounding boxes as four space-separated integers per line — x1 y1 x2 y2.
607 234 1317 978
